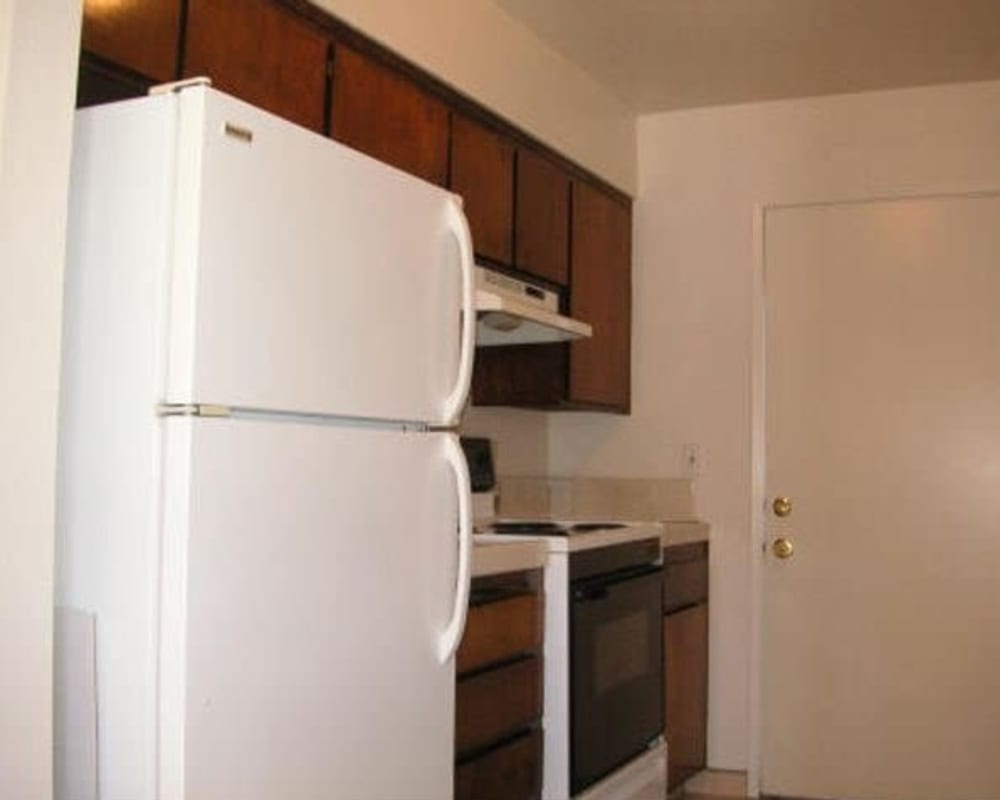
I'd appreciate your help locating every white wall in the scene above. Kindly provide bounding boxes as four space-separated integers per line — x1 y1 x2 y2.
0 1 81 796
313 0 637 193
549 79 1000 770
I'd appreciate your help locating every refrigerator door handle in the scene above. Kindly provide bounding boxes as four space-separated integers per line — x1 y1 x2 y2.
437 433 473 663
440 197 476 427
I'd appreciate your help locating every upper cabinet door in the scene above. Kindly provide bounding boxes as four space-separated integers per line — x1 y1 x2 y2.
331 45 449 186
515 149 570 286
569 182 632 411
82 0 181 83
183 0 328 133
450 115 514 265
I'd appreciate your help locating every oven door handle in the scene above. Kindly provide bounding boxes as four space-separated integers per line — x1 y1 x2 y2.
573 585 609 602
571 563 663 601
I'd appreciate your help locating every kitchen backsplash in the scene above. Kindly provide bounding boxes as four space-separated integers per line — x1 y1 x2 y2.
496 476 697 521
462 407 699 521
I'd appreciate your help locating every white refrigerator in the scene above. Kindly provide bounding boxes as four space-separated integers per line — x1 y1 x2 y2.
57 83 475 800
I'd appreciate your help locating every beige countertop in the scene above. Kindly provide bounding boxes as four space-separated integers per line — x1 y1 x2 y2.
476 521 663 554
472 519 709 577
472 538 547 577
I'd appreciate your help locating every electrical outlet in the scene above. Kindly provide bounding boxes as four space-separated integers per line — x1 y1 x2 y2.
681 443 702 478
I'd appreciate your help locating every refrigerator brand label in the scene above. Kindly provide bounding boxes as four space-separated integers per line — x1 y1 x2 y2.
223 122 254 144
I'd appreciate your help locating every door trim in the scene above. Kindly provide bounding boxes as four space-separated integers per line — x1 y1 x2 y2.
747 185 1000 798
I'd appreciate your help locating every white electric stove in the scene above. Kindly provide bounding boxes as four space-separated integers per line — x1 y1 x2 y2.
460 438 667 798
475 517 668 800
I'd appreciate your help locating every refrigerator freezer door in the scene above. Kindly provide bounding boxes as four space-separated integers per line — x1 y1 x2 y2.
165 87 474 425
158 418 461 800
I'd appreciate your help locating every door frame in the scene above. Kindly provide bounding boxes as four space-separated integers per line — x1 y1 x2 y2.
746 185 1000 798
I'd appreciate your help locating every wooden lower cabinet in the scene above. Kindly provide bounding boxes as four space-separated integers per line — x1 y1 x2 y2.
664 602 709 791
455 570 543 800
455 730 543 800
456 656 542 756
663 603 708 791
663 541 709 791
457 592 543 675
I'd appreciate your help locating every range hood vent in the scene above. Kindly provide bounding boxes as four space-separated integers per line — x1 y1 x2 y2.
475 266 592 346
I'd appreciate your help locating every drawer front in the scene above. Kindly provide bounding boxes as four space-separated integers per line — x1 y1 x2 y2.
662 543 708 612
455 656 543 757
457 592 543 675
455 729 542 800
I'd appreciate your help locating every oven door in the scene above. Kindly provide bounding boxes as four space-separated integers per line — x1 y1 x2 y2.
570 565 664 794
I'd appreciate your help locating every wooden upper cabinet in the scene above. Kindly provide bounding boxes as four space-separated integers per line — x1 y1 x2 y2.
472 177 633 413
471 344 566 408
450 115 514 265
515 149 570 286
568 182 632 411
183 0 328 133
331 45 449 186
82 0 181 83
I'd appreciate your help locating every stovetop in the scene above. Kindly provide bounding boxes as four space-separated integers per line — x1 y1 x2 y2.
484 520 629 536
475 518 666 553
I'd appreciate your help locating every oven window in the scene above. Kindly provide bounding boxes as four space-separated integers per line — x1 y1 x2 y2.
594 610 648 694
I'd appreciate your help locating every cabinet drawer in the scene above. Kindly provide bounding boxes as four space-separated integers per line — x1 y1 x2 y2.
457 591 542 675
663 542 708 612
455 729 542 800
456 656 543 758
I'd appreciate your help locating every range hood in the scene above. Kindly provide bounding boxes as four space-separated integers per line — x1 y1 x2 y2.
475 266 592 346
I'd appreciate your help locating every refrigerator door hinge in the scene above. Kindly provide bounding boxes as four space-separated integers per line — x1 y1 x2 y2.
148 76 212 96
156 403 232 418
426 425 460 434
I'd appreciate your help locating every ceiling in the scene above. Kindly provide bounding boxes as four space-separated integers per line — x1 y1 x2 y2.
494 0 1000 113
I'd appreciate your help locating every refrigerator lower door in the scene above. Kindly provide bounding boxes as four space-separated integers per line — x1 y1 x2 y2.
159 417 462 800
163 87 474 425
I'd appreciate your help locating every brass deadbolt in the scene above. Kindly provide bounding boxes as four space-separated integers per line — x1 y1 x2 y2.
772 496 793 518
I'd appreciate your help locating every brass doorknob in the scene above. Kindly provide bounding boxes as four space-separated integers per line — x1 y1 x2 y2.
772 537 794 559
772 496 793 518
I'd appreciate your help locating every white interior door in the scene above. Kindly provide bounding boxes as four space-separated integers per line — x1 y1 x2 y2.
158 417 462 800
165 87 472 424
762 194 1000 800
